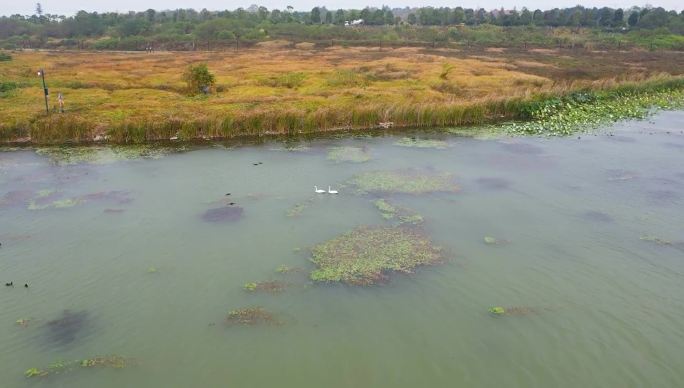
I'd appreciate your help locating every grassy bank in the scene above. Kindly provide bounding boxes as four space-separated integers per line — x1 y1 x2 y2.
1 47 684 144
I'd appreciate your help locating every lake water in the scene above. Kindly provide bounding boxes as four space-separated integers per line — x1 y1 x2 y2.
1 111 684 387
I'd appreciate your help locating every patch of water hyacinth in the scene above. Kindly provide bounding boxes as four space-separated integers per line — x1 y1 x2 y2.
310 226 444 286
349 169 460 195
501 87 684 137
326 146 371 163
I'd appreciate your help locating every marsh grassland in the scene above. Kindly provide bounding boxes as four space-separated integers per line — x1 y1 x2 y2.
1 46 684 143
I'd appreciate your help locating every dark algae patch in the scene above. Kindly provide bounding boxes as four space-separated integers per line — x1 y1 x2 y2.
202 206 244 222
349 169 460 195
45 310 90 346
310 226 443 286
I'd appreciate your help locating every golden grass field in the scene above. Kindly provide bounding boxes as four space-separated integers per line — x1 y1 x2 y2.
1 46 684 143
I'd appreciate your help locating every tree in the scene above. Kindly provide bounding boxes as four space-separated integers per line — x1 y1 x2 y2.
182 63 215 95
612 9 624 27
407 13 417 25
35 3 43 17
627 12 639 27
310 7 321 24
334 9 345 25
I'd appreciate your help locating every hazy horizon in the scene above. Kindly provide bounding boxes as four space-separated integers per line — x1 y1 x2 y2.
0 1 681 17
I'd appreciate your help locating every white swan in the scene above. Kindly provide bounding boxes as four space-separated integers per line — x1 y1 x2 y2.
314 186 326 194
328 186 338 194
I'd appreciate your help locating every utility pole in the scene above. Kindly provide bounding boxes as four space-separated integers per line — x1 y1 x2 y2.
37 68 49 115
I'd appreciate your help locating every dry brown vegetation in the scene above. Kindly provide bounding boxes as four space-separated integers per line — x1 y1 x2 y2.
1 47 683 143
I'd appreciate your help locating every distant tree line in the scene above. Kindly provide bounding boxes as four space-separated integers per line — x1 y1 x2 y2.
1 3 683 50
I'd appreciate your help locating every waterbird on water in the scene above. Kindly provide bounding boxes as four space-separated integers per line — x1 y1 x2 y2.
328 186 338 194
314 186 326 194
24 283 28 288
5 282 12 287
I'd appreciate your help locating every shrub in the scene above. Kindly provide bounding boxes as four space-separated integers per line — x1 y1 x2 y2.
182 63 215 96
0 51 12 61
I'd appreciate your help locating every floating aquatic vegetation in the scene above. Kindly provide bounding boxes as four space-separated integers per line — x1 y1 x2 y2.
270 144 311 152
488 306 535 316
502 88 684 137
275 265 304 274
476 177 511 190
24 355 133 378
445 126 505 140
581 211 614 223
327 146 371 163
243 281 287 294
483 236 510 245
286 197 315 217
349 170 460 195
394 137 449 149
35 145 187 165
374 199 397 220
225 307 278 326
310 226 443 286
640 235 673 246
201 206 244 222
146 267 159 274
16 318 31 328
45 310 89 346
373 199 423 225
489 307 505 315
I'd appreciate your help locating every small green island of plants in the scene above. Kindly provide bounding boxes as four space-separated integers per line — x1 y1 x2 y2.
310 226 444 285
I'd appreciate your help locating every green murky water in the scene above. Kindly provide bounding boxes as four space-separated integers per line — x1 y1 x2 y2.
1 112 684 387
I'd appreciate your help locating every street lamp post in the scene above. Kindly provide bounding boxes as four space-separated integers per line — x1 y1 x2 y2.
37 69 49 115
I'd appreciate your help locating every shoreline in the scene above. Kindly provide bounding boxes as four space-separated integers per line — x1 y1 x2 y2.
2 76 683 146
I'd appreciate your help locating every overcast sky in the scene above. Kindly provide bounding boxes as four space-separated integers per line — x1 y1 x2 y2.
1 1 681 17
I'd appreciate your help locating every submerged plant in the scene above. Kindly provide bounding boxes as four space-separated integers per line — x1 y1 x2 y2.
394 137 449 149
286 197 315 217
225 307 278 326
349 170 460 195
310 226 443 285
24 355 133 378
327 146 371 163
